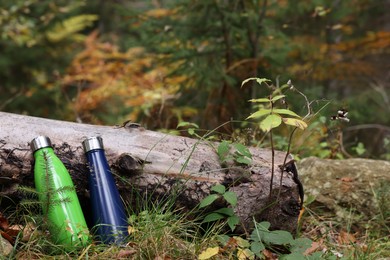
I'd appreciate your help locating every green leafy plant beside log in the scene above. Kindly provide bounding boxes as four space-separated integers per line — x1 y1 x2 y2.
242 77 309 199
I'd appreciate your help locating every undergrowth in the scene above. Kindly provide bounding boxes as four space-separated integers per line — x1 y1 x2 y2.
4 180 389 259
1 78 389 259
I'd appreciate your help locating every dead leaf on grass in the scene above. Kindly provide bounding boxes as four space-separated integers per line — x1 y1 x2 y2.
263 249 277 260
304 241 322 255
0 214 9 230
117 248 137 258
338 230 356 244
340 177 354 182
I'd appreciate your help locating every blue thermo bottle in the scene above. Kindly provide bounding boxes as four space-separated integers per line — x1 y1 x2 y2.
82 136 128 244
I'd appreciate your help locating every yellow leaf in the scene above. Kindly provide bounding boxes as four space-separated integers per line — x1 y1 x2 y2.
145 8 172 18
198 246 219 260
128 226 136 234
234 236 250 248
282 117 308 130
46 15 98 42
237 248 255 260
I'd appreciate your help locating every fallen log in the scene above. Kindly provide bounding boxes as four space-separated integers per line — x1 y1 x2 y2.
297 157 390 229
0 112 301 233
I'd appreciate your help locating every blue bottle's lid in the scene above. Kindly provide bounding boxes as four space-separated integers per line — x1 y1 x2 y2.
82 136 104 152
30 136 52 152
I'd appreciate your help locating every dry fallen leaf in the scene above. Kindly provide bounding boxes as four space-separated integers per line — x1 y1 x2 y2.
304 241 322 255
117 248 137 258
20 223 36 242
338 230 356 245
198 247 220 260
263 249 277 260
0 230 14 244
340 177 354 182
0 214 9 230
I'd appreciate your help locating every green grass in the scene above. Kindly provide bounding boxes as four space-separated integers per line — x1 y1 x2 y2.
4 178 226 259
298 199 390 260
3 130 389 259
2 169 389 259
1 181 389 260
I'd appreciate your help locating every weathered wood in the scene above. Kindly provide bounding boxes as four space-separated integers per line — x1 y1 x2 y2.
0 112 301 233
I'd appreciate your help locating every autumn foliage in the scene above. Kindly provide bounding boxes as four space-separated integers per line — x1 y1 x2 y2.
1 0 389 157
62 31 187 126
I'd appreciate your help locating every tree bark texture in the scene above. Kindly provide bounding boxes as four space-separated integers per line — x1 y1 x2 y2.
0 112 301 233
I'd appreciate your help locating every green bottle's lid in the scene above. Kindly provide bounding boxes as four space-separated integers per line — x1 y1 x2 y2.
82 136 104 152
30 136 52 152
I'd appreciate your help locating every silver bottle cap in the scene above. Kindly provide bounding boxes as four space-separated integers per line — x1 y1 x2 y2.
30 136 52 152
82 136 104 152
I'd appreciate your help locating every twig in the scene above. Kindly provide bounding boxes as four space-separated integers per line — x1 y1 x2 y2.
269 129 275 200
345 124 390 132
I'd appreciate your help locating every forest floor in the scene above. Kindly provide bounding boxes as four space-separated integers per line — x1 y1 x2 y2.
1 193 389 259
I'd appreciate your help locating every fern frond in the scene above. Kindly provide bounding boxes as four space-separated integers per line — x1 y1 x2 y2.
18 185 39 196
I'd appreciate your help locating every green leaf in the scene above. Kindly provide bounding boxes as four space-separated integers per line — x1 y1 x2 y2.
250 241 265 256
214 207 234 216
202 213 225 223
227 215 240 231
217 234 230 245
255 78 272 86
250 228 262 242
254 221 271 232
248 98 270 103
273 109 301 118
217 141 230 161
282 118 308 130
241 77 257 87
279 252 307 260
177 121 199 128
188 128 195 135
223 191 238 206
353 142 366 155
199 194 219 208
233 143 252 158
241 77 271 87
270 94 285 102
262 230 294 245
236 156 251 165
246 109 271 119
211 184 226 194
260 114 282 132
278 83 291 91
289 238 313 254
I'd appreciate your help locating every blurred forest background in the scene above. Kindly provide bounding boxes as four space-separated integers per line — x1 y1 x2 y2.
1 0 389 160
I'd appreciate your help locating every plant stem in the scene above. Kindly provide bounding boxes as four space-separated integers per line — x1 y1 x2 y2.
269 129 274 200
280 129 297 182
277 127 297 202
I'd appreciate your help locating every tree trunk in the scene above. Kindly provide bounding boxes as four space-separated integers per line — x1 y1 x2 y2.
0 112 301 233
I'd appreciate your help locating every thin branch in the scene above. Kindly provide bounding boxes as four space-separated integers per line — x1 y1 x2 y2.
269 129 275 200
338 129 353 158
345 124 390 133
0 90 24 110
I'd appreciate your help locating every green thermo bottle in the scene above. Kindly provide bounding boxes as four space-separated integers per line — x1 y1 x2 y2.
31 136 90 250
